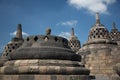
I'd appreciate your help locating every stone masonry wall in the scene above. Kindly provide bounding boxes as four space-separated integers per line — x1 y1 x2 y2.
78 44 120 80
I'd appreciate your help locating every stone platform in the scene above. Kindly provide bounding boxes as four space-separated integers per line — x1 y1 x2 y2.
0 75 95 80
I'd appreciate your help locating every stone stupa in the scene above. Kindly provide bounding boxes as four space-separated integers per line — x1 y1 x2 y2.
68 28 81 52
77 13 119 80
110 22 120 46
0 24 94 80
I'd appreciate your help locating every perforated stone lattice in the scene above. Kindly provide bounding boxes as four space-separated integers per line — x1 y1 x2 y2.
89 27 110 40
69 40 80 48
2 43 22 57
110 31 120 41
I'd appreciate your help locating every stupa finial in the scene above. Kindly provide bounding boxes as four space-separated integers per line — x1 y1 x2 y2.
96 12 100 24
16 24 22 39
71 28 75 36
112 22 117 29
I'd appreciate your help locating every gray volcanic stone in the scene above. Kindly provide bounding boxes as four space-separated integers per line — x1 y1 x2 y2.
114 63 120 76
0 27 94 80
0 75 94 80
9 35 81 61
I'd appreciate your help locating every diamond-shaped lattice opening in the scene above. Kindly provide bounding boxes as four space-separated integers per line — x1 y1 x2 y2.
54 37 58 42
12 46 15 49
26 37 29 41
34 36 38 42
9 50 11 52
6 53 8 56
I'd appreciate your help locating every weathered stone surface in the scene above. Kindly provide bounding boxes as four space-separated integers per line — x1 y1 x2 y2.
78 44 120 80
0 26 94 80
68 28 81 52
77 13 120 80
0 75 94 80
114 63 120 77
0 59 90 75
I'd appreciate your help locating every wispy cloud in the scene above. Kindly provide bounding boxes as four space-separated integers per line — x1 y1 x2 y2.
56 20 78 27
68 0 116 14
58 32 71 39
10 31 29 37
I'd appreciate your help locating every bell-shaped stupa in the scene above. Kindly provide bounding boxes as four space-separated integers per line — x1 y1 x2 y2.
68 28 81 52
0 25 94 80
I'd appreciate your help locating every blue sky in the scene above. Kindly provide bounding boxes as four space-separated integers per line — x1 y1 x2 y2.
0 0 120 53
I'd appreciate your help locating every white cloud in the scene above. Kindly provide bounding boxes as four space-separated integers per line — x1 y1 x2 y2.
57 20 78 26
68 0 116 14
58 32 71 39
10 31 29 37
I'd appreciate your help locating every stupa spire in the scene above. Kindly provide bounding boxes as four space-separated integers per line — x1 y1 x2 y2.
16 24 22 39
112 22 117 30
71 28 75 36
95 12 100 24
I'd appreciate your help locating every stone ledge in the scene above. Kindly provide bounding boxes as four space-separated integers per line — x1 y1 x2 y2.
0 75 95 80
